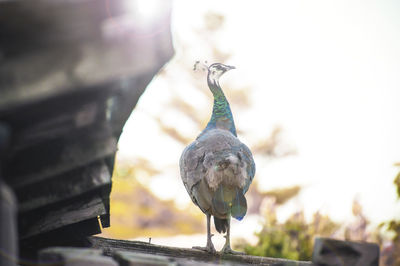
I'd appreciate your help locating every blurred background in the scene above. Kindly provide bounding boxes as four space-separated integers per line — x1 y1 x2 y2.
100 0 400 264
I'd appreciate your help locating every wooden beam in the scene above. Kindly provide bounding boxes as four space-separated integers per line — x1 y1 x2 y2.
88 236 314 266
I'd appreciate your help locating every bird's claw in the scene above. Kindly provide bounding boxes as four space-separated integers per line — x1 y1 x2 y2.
221 245 245 255
193 244 217 254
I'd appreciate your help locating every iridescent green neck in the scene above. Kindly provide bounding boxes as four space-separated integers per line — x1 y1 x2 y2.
205 76 237 136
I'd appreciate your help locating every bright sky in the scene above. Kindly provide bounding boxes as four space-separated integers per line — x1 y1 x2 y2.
119 0 400 225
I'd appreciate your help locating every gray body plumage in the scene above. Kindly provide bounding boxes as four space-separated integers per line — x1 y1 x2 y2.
180 129 255 221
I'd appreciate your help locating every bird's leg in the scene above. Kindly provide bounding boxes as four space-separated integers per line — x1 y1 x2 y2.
193 213 216 254
221 216 245 255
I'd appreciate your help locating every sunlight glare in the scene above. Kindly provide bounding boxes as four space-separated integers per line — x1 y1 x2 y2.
137 0 160 18
124 0 165 25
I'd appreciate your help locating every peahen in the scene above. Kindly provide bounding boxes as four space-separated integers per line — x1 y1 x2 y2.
179 62 256 254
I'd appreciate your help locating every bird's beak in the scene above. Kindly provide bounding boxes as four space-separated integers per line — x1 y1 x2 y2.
226 65 236 71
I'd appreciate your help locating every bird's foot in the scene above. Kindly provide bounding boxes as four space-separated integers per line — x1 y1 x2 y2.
193 243 217 254
220 245 245 255
193 236 216 254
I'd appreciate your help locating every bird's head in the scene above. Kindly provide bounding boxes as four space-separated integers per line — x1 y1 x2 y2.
207 63 235 80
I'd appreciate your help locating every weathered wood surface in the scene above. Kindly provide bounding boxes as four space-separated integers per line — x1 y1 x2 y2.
0 0 172 112
0 122 18 266
0 0 174 251
40 247 119 266
20 195 106 239
36 237 381 265
0 181 19 266
88 237 314 266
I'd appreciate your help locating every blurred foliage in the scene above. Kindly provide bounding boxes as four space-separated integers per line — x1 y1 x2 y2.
101 162 204 239
246 212 338 260
263 185 301 205
344 198 369 241
252 127 296 158
104 8 400 266
101 10 400 266
245 184 302 215
105 10 298 242
104 10 400 266
110 9 298 232
235 188 338 261
236 164 400 264
394 167 400 198
379 164 400 266
385 221 400 266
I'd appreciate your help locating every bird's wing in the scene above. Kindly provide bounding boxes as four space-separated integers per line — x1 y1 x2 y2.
238 142 256 193
179 140 206 205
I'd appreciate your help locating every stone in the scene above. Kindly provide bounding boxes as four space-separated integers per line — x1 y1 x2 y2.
312 237 379 266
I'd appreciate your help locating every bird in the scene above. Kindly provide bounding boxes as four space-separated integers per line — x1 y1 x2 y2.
179 62 256 254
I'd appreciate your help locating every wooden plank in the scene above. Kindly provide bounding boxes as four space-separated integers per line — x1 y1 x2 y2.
113 250 176 266
16 160 111 212
20 218 103 259
3 74 154 188
0 181 18 266
7 134 116 188
88 237 314 266
40 247 118 266
20 194 107 239
2 86 112 148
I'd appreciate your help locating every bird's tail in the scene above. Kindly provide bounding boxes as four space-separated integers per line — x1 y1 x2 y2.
211 185 247 227
214 217 228 234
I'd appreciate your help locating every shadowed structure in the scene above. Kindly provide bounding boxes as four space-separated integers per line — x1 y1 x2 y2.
180 63 256 254
0 0 173 259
